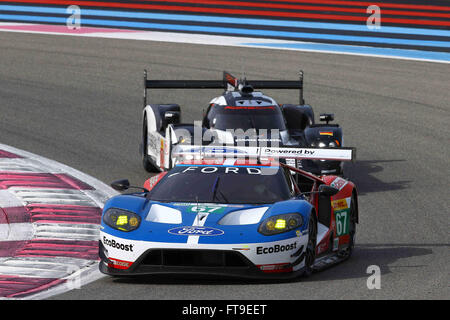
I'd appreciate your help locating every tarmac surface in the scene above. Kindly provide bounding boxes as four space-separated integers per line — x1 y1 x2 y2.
0 31 448 299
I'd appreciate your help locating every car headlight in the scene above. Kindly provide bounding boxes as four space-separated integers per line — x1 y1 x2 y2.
103 208 141 232
258 213 303 236
328 141 337 147
310 141 326 148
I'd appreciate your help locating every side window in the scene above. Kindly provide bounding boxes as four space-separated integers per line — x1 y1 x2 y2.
297 174 315 194
282 167 295 196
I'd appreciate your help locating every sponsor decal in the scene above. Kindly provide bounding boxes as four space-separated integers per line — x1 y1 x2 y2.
330 177 348 190
188 205 225 214
108 257 132 270
256 242 297 255
332 196 351 237
160 138 165 169
331 198 348 211
263 148 316 156
181 166 262 175
103 236 134 252
334 209 350 237
168 226 224 236
232 245 250 251
319 131 333 136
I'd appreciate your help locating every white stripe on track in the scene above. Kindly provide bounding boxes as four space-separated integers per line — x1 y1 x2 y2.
0 223 33 242
0 23 448 64
0 142 118 299
9 187 99 207
0 190 25 208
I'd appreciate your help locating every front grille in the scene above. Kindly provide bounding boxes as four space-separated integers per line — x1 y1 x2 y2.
141 249 250 268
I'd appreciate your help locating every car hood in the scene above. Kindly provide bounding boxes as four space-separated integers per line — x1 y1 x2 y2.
103 197 312 244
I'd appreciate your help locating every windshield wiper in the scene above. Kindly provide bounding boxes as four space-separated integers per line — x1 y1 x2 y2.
211 176 220 201
211 176 229 203
216 189 229 203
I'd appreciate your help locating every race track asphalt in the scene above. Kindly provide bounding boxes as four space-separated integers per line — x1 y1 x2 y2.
0 31 448 300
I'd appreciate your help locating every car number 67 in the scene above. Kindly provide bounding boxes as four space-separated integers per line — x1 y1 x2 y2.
190 205 222 213
335 211 349 236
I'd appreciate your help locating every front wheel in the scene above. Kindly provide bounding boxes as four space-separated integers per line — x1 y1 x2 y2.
303 212 317 277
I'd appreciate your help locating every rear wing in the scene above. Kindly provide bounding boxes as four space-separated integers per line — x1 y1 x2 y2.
143 69 305 108
171 145 356 164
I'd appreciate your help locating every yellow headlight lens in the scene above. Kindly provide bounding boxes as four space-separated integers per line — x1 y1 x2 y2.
129 217 139 227
258 213 303 236
274 219 286 229
103 208 141 232
288 218 297 227
116 215 128 226
266 220 275 230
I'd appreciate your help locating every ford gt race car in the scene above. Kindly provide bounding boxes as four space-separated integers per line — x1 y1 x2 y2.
141 70 346 176
99 147 358 279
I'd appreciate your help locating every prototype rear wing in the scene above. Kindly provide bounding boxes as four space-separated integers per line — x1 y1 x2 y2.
143 69 305 108
171 145 356 164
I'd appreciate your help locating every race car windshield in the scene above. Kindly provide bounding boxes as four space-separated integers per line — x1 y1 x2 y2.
208 106 286 131
148 165 291 204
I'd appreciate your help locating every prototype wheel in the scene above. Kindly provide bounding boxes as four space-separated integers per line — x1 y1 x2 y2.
303 212 317 276
142 115 159 173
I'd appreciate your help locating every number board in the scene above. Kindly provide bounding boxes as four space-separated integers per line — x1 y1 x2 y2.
332 198 351 237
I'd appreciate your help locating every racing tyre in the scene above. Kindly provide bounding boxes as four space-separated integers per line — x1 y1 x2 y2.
338 194 356 259
303 212 317 277
142 115 159 173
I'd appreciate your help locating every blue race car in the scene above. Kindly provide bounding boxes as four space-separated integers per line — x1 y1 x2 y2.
99 156 358 279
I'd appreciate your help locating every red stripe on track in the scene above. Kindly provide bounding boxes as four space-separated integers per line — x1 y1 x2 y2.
6 0 450 26
132 0 450 18
0 275 66 298
0 205 100 225
1 239 99 259
0 207 8 224
28 204 101 224
0 150 22 159
0 24 138 33
0 206 29 224
0 172 94 190
0 240 28 257
53 173 94 190
262 0 450 12
15 239 99 260
0 204 100 258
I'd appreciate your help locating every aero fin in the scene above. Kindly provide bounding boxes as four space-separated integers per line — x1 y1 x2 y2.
223 71 238 91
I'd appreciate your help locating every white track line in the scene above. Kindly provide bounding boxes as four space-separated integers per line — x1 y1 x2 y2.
0 142 118 300
0 22 448 64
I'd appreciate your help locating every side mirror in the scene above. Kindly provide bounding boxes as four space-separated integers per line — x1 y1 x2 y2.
111 179 130 191
318 184 339 196
172 135 186 146
319 113 334 124
164 111 180 125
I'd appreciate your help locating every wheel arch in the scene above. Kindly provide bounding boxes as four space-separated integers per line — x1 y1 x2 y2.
351 188 359 224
